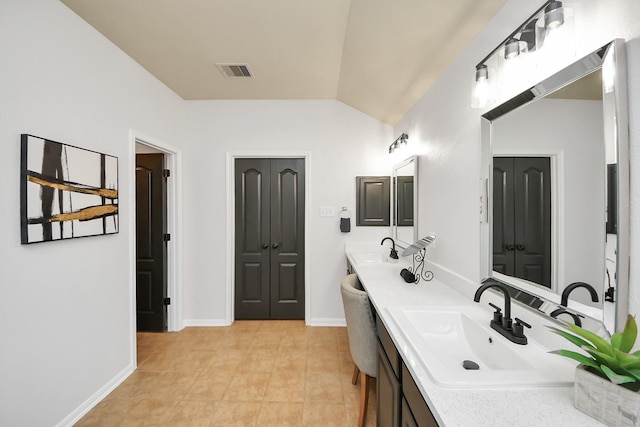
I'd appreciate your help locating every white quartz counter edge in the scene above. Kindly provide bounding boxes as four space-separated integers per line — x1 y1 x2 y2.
345 244 604 427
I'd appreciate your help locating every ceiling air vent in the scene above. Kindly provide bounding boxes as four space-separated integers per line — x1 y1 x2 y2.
216 63 253 78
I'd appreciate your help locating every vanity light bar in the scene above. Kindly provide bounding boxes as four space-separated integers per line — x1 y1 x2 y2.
389 133 409 154
475 0 563 72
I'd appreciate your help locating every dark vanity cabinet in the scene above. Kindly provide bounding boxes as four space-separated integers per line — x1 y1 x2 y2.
401 364 438 427
377 315 402 426
376 314 439 427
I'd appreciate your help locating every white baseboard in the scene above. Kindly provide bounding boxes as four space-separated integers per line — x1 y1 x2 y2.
55 363 135 427
307 318 347 327
184 318 347 327
183 319 231 327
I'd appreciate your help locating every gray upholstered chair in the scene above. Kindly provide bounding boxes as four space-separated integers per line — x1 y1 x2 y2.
340 274 377 427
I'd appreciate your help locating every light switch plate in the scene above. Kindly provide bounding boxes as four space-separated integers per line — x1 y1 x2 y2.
319 206 335 217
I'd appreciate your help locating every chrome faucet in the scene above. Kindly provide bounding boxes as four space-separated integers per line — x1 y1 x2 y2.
474 282 530 345
380 237 398 260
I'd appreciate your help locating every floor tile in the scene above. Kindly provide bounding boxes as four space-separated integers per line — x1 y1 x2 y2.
223 371 271 401
76 321 377 426
210 401 261 426
124 398 179 426
165 400 217 426
73 397 138 426
263 370 306 402
257 401 304 426
302 402 348 426
183 370 235 401
135 371 199 400
305 371 344 403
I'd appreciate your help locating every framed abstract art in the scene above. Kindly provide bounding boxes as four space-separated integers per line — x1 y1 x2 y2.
20 134 119 244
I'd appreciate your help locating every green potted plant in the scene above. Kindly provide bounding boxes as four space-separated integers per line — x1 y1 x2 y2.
548 314 640 426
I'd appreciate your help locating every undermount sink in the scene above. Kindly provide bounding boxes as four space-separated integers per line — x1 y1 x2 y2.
387 306 575 389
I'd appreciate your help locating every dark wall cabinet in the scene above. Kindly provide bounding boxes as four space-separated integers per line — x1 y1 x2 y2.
377 314 439 427
356 176 390 226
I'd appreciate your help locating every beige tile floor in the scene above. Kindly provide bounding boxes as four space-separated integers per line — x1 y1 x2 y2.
75 321 377 426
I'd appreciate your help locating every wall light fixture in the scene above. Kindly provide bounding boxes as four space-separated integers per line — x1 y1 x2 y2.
389 133 408 154
471 0 568 108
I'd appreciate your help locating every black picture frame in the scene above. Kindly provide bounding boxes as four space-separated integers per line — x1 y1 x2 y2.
20 134 119 244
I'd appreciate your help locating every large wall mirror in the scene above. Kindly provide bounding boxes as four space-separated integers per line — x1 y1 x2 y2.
480 40 629 334
393 155 418 248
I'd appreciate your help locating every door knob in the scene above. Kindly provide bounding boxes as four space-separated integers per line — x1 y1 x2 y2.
272 243 279 249
506 244 515 251
262 244 269 249
516 244 526 251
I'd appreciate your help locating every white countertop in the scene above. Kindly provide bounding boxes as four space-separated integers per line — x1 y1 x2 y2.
345 242 604 427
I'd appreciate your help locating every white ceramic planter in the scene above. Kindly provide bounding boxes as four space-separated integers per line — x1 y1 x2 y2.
574 365 640 426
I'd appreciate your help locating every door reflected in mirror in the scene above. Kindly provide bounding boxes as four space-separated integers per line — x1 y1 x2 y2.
480 40 629 334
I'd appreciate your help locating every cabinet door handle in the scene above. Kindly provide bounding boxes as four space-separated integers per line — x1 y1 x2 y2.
506 244 515 251
262 243 269 249
272 243 279 249
516 244 526 251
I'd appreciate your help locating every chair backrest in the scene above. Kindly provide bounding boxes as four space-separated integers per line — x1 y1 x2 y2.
340 274 377 378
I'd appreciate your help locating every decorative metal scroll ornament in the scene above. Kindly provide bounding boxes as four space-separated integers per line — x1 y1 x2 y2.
409 248 434 283
401 235 436 284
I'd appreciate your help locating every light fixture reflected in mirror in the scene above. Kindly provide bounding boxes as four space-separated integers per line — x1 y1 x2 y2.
504 38 521 59
544 1 565 29
520 19 539 51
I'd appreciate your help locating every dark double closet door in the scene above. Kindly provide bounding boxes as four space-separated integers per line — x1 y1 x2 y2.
234 158 305 320
493 157 551 288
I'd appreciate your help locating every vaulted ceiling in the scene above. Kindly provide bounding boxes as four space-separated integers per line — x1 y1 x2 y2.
60 0 507 125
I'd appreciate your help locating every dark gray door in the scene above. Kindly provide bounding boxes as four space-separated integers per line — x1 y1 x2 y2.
235 158 305 320
493 157 551 288
136 153 168 332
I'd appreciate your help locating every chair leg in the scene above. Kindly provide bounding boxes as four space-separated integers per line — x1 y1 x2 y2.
352 364 360 385
358 372 370 427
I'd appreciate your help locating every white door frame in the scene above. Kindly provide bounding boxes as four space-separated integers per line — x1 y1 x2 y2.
492 149 564 293
129 130 184 347
226 151 311 325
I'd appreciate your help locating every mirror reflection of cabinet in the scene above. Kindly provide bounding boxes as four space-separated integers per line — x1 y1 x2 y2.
393 156 418 248
396 175 414 227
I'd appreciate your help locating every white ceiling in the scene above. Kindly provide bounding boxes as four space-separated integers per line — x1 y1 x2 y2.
60 0 507 125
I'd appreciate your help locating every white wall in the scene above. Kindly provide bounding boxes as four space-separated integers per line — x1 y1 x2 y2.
0 1 187 425
182 100 392 325
395 0 640 316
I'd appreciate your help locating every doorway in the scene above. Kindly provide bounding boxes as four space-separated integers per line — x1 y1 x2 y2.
492 156 552 288
234 158 305 320
131 134 182 337
135 153 168 331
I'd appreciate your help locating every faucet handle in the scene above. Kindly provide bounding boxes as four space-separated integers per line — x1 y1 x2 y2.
488 302 503 323
513 318 531 338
